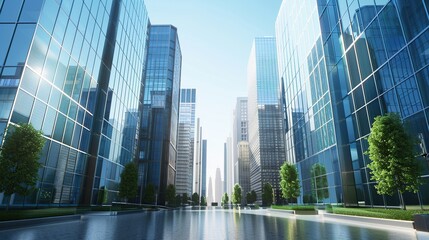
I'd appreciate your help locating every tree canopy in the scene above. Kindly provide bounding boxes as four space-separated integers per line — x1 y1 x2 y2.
262 183 273 206
192 192 199 206
366 113 421 209
118 162 138 202
142 183 156 204
246 190 257 204
279 162 301 203
232 184 242 205
0 123 45 197
221 193 229 206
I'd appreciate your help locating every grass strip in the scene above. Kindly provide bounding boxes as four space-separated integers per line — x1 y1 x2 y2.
332 207 429 221
272 205 315 211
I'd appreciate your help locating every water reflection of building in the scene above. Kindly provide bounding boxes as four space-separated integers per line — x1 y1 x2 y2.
276 0 429 207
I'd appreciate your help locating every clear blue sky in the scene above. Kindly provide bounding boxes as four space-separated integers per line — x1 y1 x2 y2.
145 0 282 184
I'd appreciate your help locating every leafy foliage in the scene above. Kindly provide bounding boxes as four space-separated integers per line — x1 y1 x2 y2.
182 193 189 205
142 183 156 204
165 184 176 206
200 196 207 206
118 162 138 202
232 184 242 205
332 207 429 221
366 114 421 198
311 163 329 201
192 192 199 206
0 124 45 197
247 190 257 204
271 205 315 211
221 193 229 206
279 162 301 202
175 194 182 207
262 183 273 206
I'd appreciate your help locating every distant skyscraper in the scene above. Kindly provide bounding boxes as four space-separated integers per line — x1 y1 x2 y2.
224 136 233 196
193 118 202 195
247 37 285 203
138 25 182 205
232 97 250 200
207 176 214 204
176 89 196 196
215 167 223 203
0 0 150 207
201 139 207 198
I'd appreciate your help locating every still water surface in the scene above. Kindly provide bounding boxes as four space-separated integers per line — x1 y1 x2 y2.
1 208 427 240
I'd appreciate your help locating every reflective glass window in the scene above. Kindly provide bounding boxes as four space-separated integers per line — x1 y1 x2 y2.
346 47 361 88
378 2 406 57
5 24 36 66
27 27 50 74
42 106 56 137
11 90 34 123
0 88 14 120
389 48 413 84
63 119 74 145
367 99 382 125
365 18 387 70
53 113 65 141
355 37 372 80
357 107 370 136
39 0 59 34
416 66 429 107
37 79 51 103
380 88 401 114
54 49 69 88
47 141 60 168
30 100 46 130
409 28 429 71
363 76 377 103
20 67 40 95
42 40 61 80
53 8 68 44
394 0 429 41
374 64 393 94
19 0 43 22
0 24 14 65
353 85 365 110
396 77 422 117
0 0 23 22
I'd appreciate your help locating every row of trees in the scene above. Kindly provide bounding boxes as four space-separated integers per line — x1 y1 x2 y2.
277 113 422 210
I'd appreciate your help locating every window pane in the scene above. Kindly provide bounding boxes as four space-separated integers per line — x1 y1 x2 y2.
20 67 40 95
394 0 429 41
39 0 59 34
11 90 34 123
0 24 15 66
378 2 406 57
0 0 23 22
5 24 36 66
396 77 423 117
27 27 50 74
19 0 43 22
409 28 429 71
30 100 46 130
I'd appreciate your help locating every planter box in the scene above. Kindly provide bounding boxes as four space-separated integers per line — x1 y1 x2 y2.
414 214 429 232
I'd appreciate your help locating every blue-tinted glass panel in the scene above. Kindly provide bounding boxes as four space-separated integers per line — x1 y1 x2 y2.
364 17 387 70
389 48 413 84
20 67 40 95
53 113 65 141
39 0 59 33
409 28 429 71
394 0 429 41
5 24 36 66
27 27 50 74
42 106 56 137
374 64 393 94
378 2 406 57
19 0 43 22
0 24 14 65
0 0 23 22
11 90 34 123
396 77 422 117
416 66 429 108
380 88 401 114
30 100 46 130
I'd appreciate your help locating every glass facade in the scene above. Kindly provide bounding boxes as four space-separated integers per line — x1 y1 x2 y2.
138 25 181 205
176 88 196 196
201 139 207 198
276 0 429 206
0 0 150 206
247 37 286 203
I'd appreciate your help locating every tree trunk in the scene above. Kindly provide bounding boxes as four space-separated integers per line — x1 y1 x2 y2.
398 190 406 210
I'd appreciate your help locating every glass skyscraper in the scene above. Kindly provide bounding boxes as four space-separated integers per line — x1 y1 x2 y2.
276 0 429 206
0 0 150 206
176 88 196 196
201 139 207 199
247 37 286 203
138 25 182 205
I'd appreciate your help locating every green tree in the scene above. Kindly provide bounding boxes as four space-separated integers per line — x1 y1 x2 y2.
165 184 176 206
182 193 189 205
97 186 108 205
192 192 199 206
221 193 229 206
280 162 301 204
175 194 182 207
246 190 257 204
232 184 242 205
0 123 45 209
366 113 421 210
262 183 273 206
311 163 329 202
200 196 207 206
118 162 138 202
142 183 156 204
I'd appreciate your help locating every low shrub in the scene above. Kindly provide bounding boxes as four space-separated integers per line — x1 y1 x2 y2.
272 205 315 211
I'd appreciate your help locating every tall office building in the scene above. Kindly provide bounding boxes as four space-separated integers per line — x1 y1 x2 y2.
138 25 182 205
223 136 233 196
248 37 286 203
0 0 150 207
276 0 429 206
201 139 207 198
215 167 223 203
232 97 250 199
176 89 196 196
193 118 202 196
207 176 214 204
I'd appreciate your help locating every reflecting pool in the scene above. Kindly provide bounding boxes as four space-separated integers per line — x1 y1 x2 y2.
1 208 426 240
